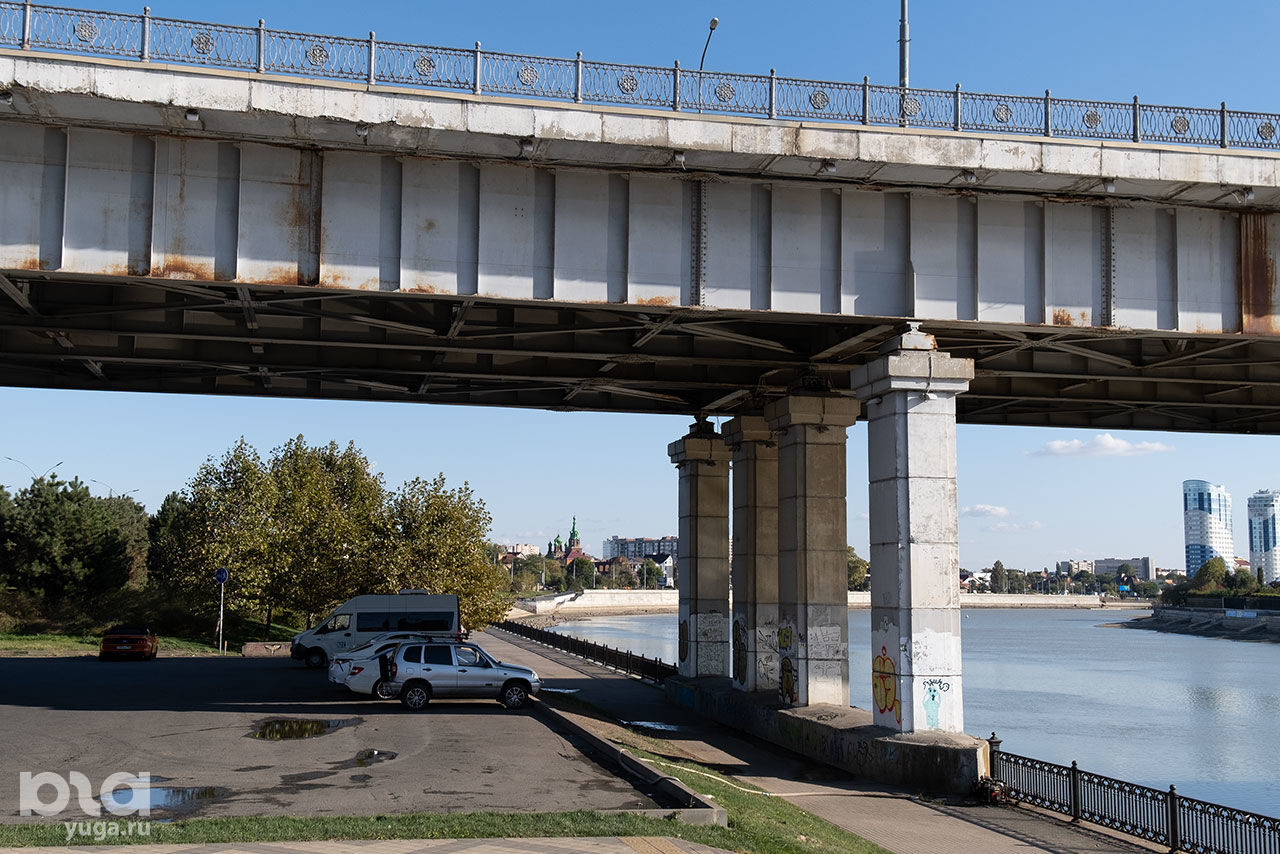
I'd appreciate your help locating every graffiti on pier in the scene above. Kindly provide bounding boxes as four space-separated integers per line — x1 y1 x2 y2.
872 646 901 724
922 678 951 729
732 619 747 685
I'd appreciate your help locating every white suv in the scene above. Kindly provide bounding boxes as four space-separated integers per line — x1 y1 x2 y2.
388 639 540 711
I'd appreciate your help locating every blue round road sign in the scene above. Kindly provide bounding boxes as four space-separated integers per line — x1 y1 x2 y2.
214 568 229 585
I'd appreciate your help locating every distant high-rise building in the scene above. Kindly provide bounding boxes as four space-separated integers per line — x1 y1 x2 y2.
1247 490 1280 584
601 535 678 562
1183 480 1233 577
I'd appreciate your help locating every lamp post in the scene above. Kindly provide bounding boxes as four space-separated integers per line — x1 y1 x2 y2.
89 479 138 499
3 456 62 482
697 16 718 113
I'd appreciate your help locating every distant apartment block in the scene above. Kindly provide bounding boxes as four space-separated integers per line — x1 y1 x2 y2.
1248 490 1280 584
504 543 542 557
601 535 678 562
1183 480 1234 576
1056 560 1094 575
1092 557 1155 581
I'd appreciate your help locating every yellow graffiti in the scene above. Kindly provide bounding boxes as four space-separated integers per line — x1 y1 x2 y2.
871 645 902 724
778 626 793 649
779 656 797 705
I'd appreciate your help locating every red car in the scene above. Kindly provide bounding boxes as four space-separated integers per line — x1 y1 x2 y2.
99 625 159 661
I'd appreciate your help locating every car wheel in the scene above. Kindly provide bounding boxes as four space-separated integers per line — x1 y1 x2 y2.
372 679 398 700
304 648 327 669
501 681 530 709
400 681 431 711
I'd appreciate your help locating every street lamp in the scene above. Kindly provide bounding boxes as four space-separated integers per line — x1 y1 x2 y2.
697 16 718 113
89 479 138 499
3 456 62 482
898 0 911 126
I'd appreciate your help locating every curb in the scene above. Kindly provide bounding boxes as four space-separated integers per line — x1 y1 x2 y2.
532 700 728 827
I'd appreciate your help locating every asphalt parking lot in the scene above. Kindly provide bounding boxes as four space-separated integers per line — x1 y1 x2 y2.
0 645 661 824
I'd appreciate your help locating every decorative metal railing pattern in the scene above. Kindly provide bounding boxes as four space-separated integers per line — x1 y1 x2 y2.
3 0 1280 154
991 740 1280 854
497 620 677 684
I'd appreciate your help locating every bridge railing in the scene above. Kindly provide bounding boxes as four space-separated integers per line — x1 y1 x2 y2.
4 0 1280 153
497 619 677 685
989 737 1280 854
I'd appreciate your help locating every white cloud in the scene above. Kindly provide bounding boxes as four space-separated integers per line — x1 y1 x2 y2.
1033 433 1173 457
962 504 1011 518
987 520 1045 533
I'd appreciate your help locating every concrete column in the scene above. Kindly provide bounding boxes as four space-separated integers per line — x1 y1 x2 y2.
764 395 859 707
723 416 779 693
851 326 973 734
668 420 731 678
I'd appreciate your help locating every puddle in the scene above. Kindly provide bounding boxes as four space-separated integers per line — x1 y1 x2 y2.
622 720 694 734
540 687 580 694
250 717 361 740
103 786 226 814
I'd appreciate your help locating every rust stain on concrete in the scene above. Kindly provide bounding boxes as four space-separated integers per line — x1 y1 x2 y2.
634 296 674 307
1051 308 1075 326
1241 212 1278 335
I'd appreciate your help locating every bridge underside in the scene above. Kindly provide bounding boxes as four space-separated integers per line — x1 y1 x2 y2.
3 271 1280 433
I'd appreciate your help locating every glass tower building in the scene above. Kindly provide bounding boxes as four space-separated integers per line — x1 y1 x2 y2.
1183 480 1233 577
1247 490 1280 584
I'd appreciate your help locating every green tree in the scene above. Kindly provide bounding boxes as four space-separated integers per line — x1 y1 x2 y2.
569 556 596 590
2 476 139 601
990 560 1007 594
1230 566 1259 595
1192 556 1229 591
389 474 507 629
847 546 869 591
639 558 663 589
268 436 389 625
1007 569 1028 594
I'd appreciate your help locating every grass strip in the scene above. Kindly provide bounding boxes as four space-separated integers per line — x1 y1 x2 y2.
0 633 220 655
0 754 890 853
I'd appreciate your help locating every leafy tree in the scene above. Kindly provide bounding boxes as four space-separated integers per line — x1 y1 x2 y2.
268 437 390 625
847 546 869 591
639 558 664 590
1007 569 1028 594
569 556 596 590
389 474 507 629
1192 556 1229 591
1133 581 1160 598
1231 567 1260 595
990 560 1007 594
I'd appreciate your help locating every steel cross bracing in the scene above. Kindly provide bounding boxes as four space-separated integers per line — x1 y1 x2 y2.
5 271 1280 434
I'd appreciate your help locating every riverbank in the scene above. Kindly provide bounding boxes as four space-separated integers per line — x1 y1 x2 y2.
509 590 1147 627
1113 608 1280 644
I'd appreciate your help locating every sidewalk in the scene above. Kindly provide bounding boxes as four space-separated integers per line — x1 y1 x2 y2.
479 627 1162 854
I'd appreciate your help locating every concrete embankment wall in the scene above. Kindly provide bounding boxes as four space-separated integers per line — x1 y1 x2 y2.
516 589 1125 613
666 676 986 795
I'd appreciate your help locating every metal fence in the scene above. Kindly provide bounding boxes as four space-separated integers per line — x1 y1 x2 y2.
497 620 676 684
4 1 1280 153
989 736 1280 854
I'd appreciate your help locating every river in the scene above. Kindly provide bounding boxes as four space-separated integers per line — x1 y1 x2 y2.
547 609 1280 817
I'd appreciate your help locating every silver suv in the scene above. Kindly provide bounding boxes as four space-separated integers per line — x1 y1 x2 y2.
388 639 541 711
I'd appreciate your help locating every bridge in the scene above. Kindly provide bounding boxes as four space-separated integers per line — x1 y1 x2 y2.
4 1 1279 787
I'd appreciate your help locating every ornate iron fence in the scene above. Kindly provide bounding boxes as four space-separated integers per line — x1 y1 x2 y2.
989 736 1280 854
497 620 677 684
3 0 1280 153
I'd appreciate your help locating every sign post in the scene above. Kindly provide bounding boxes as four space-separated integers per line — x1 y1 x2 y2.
214 567 229 654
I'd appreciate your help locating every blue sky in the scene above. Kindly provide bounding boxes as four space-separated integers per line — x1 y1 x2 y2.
5 0 1280 573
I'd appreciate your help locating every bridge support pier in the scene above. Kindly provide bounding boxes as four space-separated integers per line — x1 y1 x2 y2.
668 420 731 678
852 327 973 733
723 415 779 693
764 395 860 706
